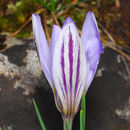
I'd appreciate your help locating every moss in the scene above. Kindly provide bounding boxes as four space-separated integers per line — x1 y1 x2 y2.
72 8 86 29
0 17 8 30
15 29 32 38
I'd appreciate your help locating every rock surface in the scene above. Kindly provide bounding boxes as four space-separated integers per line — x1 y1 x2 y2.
0 38 130 130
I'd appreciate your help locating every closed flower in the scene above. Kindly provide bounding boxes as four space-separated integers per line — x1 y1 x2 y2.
32 11 103 129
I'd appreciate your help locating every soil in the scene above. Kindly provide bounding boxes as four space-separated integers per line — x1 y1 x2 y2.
99 0 130 48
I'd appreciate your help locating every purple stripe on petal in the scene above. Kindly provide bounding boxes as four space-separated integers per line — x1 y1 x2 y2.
69 28 73 115
61 42 69 114
61 42 67 95
74 45 80 97
74 45 80 107
69 29 73 92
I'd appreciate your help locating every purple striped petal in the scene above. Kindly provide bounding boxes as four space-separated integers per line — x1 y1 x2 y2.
52 23 87 116
32 14 53 87
81 11 103 92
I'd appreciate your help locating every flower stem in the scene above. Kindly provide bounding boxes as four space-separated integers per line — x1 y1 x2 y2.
63 117 73 130
81 92 86 130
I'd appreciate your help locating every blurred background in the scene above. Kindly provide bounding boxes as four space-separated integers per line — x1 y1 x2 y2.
0 0 130 56
0 0 130 130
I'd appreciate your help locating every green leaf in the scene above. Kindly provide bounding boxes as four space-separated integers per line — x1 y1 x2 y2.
56 0 89 13
81 92 86 130
0 127 2 130
38 0 52 11
51 0 55 12
66 119 71 130
80 110 84 130
33 98 46 130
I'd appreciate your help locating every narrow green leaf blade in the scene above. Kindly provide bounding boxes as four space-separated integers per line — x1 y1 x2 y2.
33 98 46 130
38 0 52 11
56 0 89 13
80 110 84 130
51 0 55 12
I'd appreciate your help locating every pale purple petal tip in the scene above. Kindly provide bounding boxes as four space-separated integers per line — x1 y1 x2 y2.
63 17 77 30
32 13 53 87
81 11 103 92
81 11 100 44
87 11 103 53
63 17 74 27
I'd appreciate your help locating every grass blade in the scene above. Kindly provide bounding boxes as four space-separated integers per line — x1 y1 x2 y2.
33 98 46 130
51 0 55 12
38 0 52 11
56 0 89 13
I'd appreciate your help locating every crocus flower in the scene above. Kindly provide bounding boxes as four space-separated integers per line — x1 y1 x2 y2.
32 11 103 129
